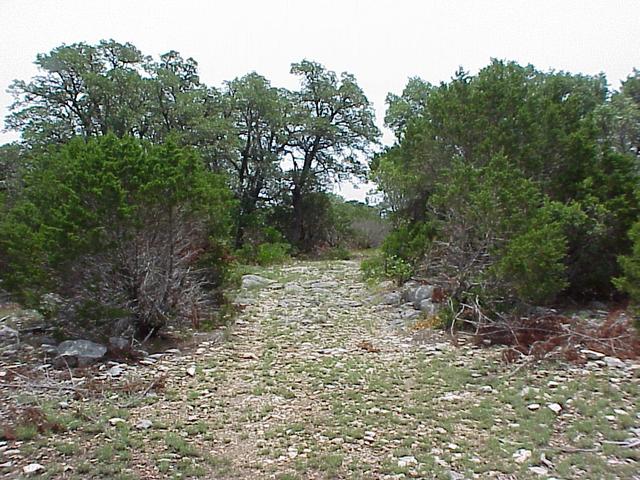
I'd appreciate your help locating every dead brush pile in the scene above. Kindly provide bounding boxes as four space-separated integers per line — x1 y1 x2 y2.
1 406 64 440
474 310 640 363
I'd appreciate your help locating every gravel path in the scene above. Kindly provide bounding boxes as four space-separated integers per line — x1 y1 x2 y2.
1 259 638 479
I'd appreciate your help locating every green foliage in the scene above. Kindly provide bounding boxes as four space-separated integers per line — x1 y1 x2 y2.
492 221 568 305
381 222 432 262
255 243 292 266
235 224 292 266
374 60 640 312
614 221 640 304
426 156 569 306
361 252 416 285
0 135 234 334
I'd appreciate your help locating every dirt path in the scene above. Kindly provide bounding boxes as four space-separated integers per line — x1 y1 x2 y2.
1 260 639 479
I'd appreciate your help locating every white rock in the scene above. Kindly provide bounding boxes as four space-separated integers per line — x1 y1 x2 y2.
109 417 126 426
604 356 625 368
527 403 541 411
547 403 562 414
23 463 44 474
581 349 605 360
418 299 439 316
397 455 418 468
481 385 493 393
413 285 435 308
136 419 153 430
108 365 124 377
241 274 275 289
0 325 19 342
186 366 196 377
513 449 532 464
529 466 549 476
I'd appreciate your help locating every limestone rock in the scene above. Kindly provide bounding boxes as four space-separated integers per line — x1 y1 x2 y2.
513 449 532 464
241 274 275 289
401 281 420 303
0 325 18 344
418 299 439 316
581 349 605 360
547 403 562 414
378 292 401 305
108 336 130 351
136 419 153 430
604 356 625 368
397 455 418 468
56 339 107 367
413 285 435 308
23 464 44 475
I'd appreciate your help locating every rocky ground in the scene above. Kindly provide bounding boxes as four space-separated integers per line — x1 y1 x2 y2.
0 259 639 479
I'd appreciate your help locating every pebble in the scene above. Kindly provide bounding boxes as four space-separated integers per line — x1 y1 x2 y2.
109 417 126 426
23 463 44 474
527 403 541 411
136 419 153 430
397 455 418 468
108 365 124 377
186 366 196 377
513 449 532 463
547 403 562 414
529 466 548 476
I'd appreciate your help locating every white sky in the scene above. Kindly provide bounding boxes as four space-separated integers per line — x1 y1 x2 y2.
1 0 639 200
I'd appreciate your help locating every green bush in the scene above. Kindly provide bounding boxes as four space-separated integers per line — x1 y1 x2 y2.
360 255 386 281
0 135 235 335
235 225 292 266
614 221 640 303
374 61 640 312
256 242 291 265
492 221 568 305
381 222 433 263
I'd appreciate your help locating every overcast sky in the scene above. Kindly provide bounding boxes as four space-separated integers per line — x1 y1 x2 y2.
1 0 639 200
